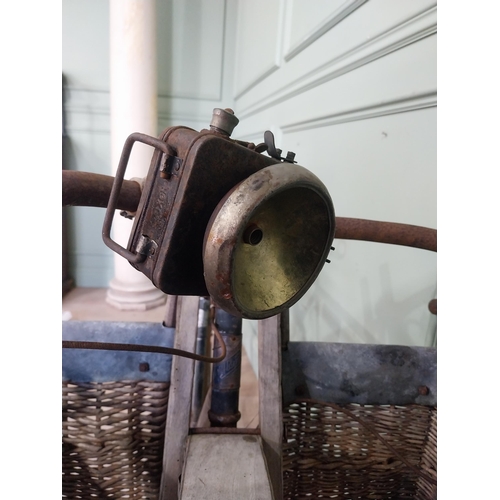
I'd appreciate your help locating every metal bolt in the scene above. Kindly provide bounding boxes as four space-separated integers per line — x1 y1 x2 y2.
139 362 150 372
418 385 429 396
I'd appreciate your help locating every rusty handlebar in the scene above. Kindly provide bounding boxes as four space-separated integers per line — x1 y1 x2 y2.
62 170 141 213
334 217 436 252
62 170 436 252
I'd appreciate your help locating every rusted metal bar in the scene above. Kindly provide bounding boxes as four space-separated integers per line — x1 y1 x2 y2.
62 170 141 212
62 172 437 254
62 313 227 364
335 217 437 252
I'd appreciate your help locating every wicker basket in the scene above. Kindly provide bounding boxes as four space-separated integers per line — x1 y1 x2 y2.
62 321 176 499
282 401 436 499
280 342 437 499
62 380 170 499
62 324 436 499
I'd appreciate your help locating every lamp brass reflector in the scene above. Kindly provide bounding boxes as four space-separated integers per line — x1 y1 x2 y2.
203 163 335 319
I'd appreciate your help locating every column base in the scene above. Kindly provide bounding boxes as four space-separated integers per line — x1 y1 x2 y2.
106 278 167 311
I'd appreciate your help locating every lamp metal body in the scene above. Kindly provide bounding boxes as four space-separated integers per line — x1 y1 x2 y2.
103 109 335 319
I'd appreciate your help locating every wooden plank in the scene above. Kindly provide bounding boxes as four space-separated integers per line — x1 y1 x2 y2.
258 314 283 500
163 295 178 328
159 295 200 500
179 434 274 500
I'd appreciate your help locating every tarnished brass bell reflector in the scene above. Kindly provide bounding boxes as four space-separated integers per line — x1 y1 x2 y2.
203 163 335 319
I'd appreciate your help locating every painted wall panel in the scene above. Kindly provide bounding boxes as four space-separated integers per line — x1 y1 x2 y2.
284 0 366 61
63 125 114 287
285 108 436 345
236 1 437 372
243 107 437 374
285 0 346 49
235 1 436 116
63 0 437 372
67 207 114 287
235 33 437 142
282 108 436 227
62 0 110 91
157 0 226 100
233 0 283 98
62 0 236 287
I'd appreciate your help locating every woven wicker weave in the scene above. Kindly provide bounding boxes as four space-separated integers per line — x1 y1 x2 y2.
282 401 437 500
62 380 169 499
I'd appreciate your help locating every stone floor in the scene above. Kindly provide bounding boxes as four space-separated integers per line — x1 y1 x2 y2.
62 287 259 428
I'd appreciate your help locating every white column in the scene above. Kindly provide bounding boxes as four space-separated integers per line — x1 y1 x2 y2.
107 0 166 310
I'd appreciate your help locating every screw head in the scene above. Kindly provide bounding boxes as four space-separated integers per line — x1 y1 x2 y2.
139 362 150 372
418 385 429 396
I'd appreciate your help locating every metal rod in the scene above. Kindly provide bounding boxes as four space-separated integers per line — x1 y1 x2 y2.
62 321 227 364
335 217 437 252
62 172 437 253
208 306 242 428
62 170 142 211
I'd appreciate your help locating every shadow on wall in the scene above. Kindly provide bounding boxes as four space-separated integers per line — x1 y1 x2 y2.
290 241 436 347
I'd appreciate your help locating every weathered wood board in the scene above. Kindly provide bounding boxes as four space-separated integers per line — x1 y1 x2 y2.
179 434 274 500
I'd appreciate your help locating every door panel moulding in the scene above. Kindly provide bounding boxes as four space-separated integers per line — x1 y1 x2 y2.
233 0 287 100
281 92 437 133
157 100 223 127
284 0 368 62
237 5 437 119
157 92 225 103
64 88 227 135
234 63 281 102
64 88 110 134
